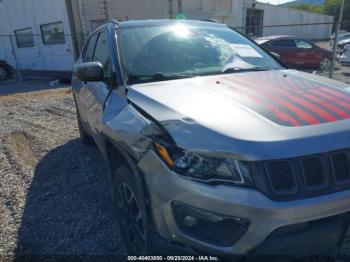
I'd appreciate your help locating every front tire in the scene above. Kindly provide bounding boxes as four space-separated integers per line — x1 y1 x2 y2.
112 166 154 255
0 66 8 80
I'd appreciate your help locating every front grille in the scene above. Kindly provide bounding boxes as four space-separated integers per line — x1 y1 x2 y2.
301 156 326 190
332 152 350 184
265 161 296 194
259 149 350 200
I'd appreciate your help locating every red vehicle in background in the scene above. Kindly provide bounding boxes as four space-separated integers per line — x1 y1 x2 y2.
256 35 332 71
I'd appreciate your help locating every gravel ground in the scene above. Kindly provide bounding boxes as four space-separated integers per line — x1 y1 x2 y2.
0 83 126 259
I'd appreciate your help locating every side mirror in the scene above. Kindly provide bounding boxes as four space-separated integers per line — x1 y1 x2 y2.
270 52 281 59
73 62 104 82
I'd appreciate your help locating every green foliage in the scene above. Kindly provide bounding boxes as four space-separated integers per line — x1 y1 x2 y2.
289 3 325 14
289 0 350 31
324 0 350 31
324 0 342 16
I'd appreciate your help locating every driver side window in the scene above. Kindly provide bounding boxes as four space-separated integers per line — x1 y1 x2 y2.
83 33 98 62
93 31 112 78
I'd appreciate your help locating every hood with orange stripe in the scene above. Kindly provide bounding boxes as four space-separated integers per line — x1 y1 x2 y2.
128 69 350 160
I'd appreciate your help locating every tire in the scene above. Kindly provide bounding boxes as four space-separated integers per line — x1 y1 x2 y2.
320 58 331 72
76 109 94 145
112 166 154 255
0 66 8 80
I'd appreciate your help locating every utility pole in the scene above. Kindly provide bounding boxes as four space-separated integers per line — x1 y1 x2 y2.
330 0 345 78
169 0 174 19
177 0 183 13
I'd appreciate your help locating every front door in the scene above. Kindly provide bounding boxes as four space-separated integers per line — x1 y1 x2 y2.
76 30 113 149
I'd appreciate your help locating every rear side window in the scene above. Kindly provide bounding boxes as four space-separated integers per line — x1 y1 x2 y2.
295 40 313 49
93 31 111 77
269 39 296 48
83 33 98 62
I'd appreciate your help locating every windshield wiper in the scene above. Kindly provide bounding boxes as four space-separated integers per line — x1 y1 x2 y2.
222 67 270 74
127 73 194 84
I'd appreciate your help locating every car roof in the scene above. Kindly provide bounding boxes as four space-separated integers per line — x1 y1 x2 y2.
117 19 226 28
256 35 296 41
89 19 227 36
93 19 226 32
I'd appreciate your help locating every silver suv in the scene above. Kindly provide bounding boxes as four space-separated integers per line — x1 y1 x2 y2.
72 19 350 255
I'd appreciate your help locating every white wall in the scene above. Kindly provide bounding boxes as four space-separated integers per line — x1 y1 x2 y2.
256 2 333 39
106 0 168 21
0 0 75 71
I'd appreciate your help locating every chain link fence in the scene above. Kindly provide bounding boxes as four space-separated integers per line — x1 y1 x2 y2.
0 34 86 83
0 22 350 85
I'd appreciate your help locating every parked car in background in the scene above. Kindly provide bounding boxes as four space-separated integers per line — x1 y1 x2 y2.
340 44 350 66
330 32 350 48
73 20 350 255
256 36 332 71
338 38 350 53
0 60 13 80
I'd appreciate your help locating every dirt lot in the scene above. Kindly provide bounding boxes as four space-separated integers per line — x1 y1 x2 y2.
0 83 126 258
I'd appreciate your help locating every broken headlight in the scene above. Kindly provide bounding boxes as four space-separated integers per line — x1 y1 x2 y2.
154 143 254 186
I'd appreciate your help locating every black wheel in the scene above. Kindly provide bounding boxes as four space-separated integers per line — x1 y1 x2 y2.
76 109 94 145
0 66 8 80
112 166 153 255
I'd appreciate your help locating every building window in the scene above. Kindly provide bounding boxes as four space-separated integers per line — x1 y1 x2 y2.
14 27 35 48
40 21 65 45
246 8 264 37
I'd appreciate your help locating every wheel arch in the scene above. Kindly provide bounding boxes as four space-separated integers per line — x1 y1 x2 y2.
103 137 156 229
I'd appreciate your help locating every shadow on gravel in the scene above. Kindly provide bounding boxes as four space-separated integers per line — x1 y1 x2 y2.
0 79 68 96
14 139 126 257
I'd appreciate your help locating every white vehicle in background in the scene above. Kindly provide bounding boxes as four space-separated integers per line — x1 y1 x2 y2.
340 44 350 66
330 32 350 47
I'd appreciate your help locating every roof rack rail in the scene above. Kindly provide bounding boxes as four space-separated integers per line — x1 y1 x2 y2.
201 19 221 24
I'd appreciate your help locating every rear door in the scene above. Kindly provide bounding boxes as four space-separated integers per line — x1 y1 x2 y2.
294 39 320 67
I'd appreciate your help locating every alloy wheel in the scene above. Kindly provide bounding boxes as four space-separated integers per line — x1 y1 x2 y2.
320 58 331 72
117 183 147 254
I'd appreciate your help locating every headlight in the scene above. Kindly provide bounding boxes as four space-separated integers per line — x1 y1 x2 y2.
154 143 254 186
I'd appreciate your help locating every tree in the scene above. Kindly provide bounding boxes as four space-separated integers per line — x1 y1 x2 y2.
289 3 325 14
324 0 350 31
289 0 350 31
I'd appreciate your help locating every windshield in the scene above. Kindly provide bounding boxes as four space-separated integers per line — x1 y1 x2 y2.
118 23 283 84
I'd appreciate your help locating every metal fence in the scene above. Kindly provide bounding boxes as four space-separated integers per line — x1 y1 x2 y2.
0 22 349 85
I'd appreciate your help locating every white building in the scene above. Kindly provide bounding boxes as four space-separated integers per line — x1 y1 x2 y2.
0 0 77 76
0 0 334 75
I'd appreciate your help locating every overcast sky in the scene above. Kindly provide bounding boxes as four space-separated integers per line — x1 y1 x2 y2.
257 0 294 4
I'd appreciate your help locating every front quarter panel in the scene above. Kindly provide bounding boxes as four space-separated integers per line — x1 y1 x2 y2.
101 90 163 161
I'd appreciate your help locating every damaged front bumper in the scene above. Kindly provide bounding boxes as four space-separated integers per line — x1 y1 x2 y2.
138 150 350 255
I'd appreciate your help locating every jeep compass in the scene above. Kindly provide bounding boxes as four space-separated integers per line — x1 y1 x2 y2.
72 19 350 255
